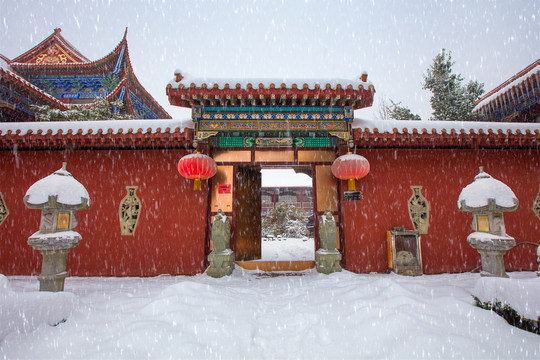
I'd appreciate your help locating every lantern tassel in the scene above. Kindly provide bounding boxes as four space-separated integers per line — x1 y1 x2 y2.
347 179 356 191
193 179 202 191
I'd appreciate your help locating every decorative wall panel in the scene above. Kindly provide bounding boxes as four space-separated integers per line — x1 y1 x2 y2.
408 186 430 234
119 186 141 236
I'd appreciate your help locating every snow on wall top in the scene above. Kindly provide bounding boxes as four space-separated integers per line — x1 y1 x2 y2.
351 118 539 135
474 61 540 112
0 119 194 136
1 118 538 140
25 163 91 207
167 71 374 91
457 168 518 210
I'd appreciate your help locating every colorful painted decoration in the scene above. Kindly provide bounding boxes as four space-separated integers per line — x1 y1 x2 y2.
331 153 370 191
177 153 217 191
408 186 430 234
119 186 141 236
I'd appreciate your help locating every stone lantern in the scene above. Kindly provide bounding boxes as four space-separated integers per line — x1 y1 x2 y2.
24 163 90 291
457 167 518 277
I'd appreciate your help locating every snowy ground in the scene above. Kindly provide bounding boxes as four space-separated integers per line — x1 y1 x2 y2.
261 237 315 261
1 270 539 360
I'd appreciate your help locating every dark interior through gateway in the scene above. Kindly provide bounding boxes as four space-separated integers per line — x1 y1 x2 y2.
234 166 315 263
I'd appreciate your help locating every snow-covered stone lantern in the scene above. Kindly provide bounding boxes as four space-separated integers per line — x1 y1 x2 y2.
458 167 518 278
24 163 90 291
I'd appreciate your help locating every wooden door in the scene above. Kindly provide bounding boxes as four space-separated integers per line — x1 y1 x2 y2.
234 166 262 260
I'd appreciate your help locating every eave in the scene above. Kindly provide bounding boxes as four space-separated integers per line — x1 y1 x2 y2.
167 86 374 110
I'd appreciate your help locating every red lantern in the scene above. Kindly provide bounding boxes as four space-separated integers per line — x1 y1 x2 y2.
331 153 370 191
177 152 217 191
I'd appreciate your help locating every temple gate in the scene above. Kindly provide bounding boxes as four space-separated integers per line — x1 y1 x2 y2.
167 73 375 269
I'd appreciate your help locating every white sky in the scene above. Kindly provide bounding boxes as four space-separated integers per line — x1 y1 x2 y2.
1 0 539 121
261 168 312 187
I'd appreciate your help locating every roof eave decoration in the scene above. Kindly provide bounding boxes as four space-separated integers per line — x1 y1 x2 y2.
0 66 69 111
166 70 375 110
12 28 89 64
9 28 129 75
473 59 540 122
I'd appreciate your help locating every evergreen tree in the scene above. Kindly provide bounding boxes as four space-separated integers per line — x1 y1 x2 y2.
32 97 133 121
423 49 484 121
376 96 421 121
388 100 422 120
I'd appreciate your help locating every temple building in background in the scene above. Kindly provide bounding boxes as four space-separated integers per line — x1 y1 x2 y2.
0 28 170 122
473 58 539 123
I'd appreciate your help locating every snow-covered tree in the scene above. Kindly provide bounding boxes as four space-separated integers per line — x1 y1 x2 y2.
423 49 484 121
262 203 308 238
377 95 421 121
32 97 133 121
388 100 421 120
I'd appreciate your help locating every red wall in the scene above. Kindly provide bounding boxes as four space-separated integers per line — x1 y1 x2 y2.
343 148 540 274
1 147 538 276
0 149 208 276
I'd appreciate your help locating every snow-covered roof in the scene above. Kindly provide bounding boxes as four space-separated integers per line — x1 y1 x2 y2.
474 59 540 112
351 118 539 135
0 55 10 71
0 119 194 137
2 118 536 138
0 58 69 110
457 168 518 211
168 71 374 91
24 163 91 208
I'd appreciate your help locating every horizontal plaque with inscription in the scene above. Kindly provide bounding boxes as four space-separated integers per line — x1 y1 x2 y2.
344 191 362 201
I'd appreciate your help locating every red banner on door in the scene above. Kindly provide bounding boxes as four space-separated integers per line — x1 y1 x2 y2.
218 184 231 194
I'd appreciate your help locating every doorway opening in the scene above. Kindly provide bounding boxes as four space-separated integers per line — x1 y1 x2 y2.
259 167 315 262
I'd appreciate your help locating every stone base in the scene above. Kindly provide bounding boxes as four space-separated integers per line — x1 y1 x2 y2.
38 249 71 292
28 232 81 292
467 232 515 278
315 249 342 275
207 250 235 278
39 271 68 292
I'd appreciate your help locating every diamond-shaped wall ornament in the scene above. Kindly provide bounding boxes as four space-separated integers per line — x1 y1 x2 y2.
0 192 8 226
533 188 540 220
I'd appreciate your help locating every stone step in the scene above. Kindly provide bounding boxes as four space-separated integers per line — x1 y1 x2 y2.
235 261 315 272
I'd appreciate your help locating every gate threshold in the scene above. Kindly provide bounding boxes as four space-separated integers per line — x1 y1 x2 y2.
236 261 315 272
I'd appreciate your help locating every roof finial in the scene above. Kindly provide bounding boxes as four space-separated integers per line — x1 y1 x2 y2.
123 27 128 40
174 69 183 82
54 28 61 34
361 71 368 82
62 162 67 171
479 166 484 173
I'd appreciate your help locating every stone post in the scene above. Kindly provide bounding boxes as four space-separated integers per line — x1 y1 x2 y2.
315 210 342 274
24 163 90 291
206 209 235 278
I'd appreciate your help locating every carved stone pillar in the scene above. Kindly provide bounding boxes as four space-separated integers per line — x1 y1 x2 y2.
206 210 235 278
315 210 342 274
